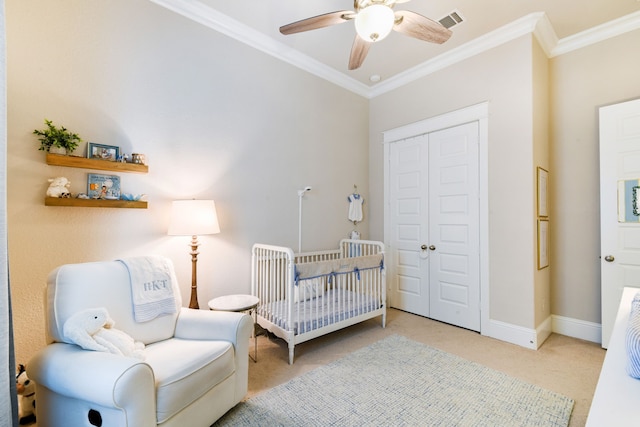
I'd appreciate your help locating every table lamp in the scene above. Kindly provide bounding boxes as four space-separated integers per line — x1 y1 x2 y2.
168 199 220 309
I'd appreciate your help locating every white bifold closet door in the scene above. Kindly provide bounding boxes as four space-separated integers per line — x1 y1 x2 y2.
388 121 481 332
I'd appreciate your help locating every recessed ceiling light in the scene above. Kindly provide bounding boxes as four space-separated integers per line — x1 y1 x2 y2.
370 74 381 82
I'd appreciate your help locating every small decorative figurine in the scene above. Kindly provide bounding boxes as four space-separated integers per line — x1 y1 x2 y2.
131 153 146 165
16 364 36 425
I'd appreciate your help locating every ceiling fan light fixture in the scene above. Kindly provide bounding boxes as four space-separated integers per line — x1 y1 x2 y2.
355 4 395 42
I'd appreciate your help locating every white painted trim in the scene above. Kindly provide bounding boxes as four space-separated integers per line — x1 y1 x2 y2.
484 319 538 350
371 13 544 98
551 10 640 58
532 13 559 57
478 315 601 350
552 315 602 344
151 1 640 99
382 142 392 302
383 102 490 336
477 113 490 342
485 316 556 349
383 102 490 143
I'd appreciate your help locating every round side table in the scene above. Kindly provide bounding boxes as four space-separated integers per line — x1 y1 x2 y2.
208 294 259 362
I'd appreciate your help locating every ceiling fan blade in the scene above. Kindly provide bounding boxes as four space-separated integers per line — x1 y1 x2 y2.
348 35 372 70
280 11 354 35
393 10 452 44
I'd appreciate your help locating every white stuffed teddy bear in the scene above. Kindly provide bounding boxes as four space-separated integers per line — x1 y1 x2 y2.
62 308 145 359
16 364 36 425
46 176 71 198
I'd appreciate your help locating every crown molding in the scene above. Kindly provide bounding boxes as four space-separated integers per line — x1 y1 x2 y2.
370 12 546 98
551 10 640 57
149 0 371 97
150 1 640 99
532 13 559 57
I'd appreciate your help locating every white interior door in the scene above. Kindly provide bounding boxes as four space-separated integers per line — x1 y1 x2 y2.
428 123 481 331
388 134 430 316
600 98 640 348
388 123 480 331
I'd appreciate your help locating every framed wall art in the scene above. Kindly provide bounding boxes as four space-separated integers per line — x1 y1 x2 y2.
537 167 548 218
87 142 119 162
617 179 640 223
87 173 121 199
537 219 549 269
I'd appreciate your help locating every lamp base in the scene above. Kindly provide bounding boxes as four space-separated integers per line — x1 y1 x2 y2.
189 235 200 309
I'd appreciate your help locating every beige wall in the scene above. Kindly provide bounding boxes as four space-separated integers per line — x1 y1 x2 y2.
532 37 551 327
8 1 640 365
549 29 640 323
369 36 539 331
7 0 369 363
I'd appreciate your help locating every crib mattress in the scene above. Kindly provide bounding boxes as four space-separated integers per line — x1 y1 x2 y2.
258 288 381 335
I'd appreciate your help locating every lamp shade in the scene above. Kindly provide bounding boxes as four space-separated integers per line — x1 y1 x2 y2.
168 199 220 236
355 4 395 42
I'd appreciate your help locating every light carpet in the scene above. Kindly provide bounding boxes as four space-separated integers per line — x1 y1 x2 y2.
214 334 574 426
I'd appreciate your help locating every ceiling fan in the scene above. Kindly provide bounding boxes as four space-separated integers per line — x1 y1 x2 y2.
279 0 453 70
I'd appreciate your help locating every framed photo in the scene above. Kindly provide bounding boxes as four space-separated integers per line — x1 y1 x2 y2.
537 219 549 269
537 167 549 218
87 142 119 162
87 173 121 200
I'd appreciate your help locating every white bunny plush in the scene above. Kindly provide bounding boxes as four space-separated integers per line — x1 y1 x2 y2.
46 176 71 198
62 308 145 359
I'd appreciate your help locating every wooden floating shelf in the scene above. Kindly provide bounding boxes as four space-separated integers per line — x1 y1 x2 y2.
45 197 148 209
46 153 149 173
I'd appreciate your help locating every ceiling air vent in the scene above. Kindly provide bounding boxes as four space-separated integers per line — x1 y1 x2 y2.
438 10 465 30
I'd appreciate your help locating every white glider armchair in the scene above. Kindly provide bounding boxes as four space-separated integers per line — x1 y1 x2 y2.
28 257 253 427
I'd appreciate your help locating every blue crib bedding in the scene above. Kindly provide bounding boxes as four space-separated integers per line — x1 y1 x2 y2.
258 288 381 335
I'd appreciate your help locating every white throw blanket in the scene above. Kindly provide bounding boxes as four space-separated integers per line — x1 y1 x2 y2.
118 256 177 323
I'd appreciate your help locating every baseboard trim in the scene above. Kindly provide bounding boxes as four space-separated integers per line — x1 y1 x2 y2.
551 314 602 344
484 315 599 350
484 319 539 350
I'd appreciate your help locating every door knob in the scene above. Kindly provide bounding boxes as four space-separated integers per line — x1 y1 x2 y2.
604 255 615 263
429 245 436 251
421 245 427 250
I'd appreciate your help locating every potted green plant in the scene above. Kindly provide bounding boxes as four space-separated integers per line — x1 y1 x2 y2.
33 119 83 155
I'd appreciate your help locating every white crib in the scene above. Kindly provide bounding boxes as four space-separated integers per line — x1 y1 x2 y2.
251 239 386 364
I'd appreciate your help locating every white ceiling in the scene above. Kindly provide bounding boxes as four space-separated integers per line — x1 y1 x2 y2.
151 0 640 97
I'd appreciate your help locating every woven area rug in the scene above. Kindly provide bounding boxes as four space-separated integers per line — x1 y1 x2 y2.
214 334 574 427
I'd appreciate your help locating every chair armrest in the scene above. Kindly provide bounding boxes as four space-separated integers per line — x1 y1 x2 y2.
28 343 155 412
175 308 253 402
174 307 253 345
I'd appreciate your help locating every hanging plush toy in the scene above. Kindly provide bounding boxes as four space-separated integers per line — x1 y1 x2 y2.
16 364 36 425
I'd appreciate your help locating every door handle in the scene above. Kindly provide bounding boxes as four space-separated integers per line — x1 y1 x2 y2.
604 255 615 262
429 245 436 251
421 245 427 251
